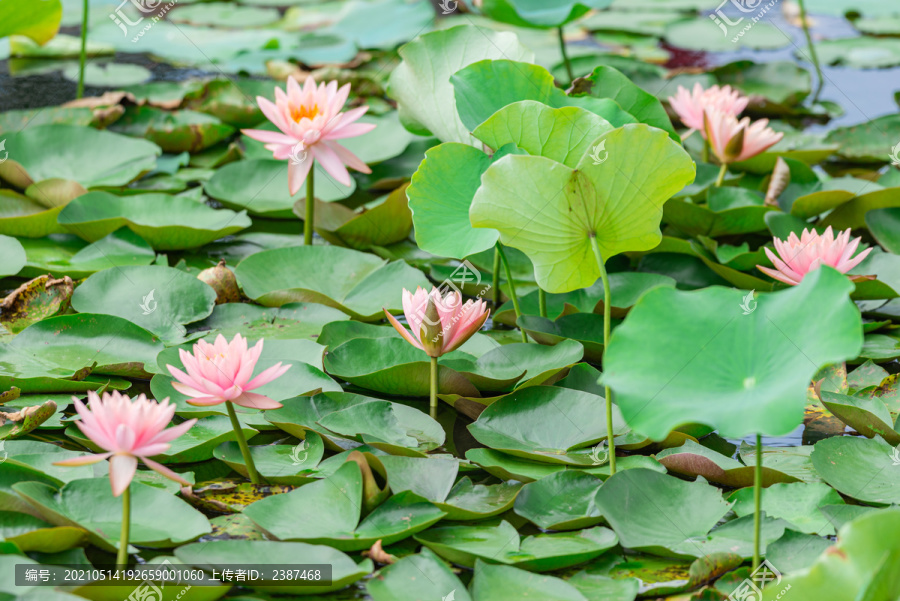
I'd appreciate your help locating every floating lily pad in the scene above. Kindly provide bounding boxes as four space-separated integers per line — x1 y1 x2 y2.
316 400 445 456
729 481 844 535
811 436 900 505
111 107 235 153
0 235 25 277
665 17 789 52
235 246 429 321
815 37 900 69
191 302 349 342
169 2 281 27
518 313 610 361
310 185 413 250
513 470 604 530
18 230 156 279
0 188 68 238
366 547 470 601
657 439 801 488
244 461 445 550
663 188 775 237
213 432 325 485
819 391 900 444
471 560 591 601
0 512 87 553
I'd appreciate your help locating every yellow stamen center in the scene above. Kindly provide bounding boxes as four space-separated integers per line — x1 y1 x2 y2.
290 104 319 122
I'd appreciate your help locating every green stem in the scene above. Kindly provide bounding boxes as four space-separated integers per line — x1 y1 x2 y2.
590 236 616 475
753 433 763 571
701 139 710 164
226 401 261 485
496 243 528 343
797 0 824 104
715 163 728 187
492 245 501 314
116 485 130 569
557 26 574 85
304 167 315 245
429 356 438 420
77 0 88 99
538 288 547 318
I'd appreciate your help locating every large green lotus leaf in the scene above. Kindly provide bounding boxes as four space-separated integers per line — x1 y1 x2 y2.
367 547 471 601
811 436 900 505
451 60 635 134
470 124 695 293
57 191 250 250
316 399 445 456
467 386 627 465
477 0 610 27
417 521 618 572
175 539 373 595
513 470 604 530
191 302 349 342
604 267 863 440
729 481 844 536
594 468 734 558
473 100 614 168
235 246 428 321
0 0 61 44
471 560 589 601
0 188 68 238
244 461 445 550
19 230 156 279
8 314 163 378
0 124 160 189
0 235 25 278
70 265 216 342
204 158 356 219
0 511 87 553
13 479 210 552
387 25 534 144
656 439 801 488
406 142 499 259
761 508 900 601
213 432 325 485
66 414 256 464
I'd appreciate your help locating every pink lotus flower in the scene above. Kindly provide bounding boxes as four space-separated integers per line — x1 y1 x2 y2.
166 334 290 410
385 287 490 358
53 391 196 496
242 76 375 195
703 107 784 164
757 226 872 286
668 83 749 134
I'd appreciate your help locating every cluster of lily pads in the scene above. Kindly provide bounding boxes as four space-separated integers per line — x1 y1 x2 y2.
3 0 900 599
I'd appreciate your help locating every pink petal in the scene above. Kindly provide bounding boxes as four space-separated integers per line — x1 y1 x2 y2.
231 392 283 410
109 454 138 497
53 452 112 467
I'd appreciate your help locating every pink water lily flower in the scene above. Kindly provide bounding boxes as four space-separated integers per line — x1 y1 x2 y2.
385 287 490 358
242 75 375 195
166 334 290 410
53 391 196 496
757 226 872 286
704 107 784 164
668 83 749 134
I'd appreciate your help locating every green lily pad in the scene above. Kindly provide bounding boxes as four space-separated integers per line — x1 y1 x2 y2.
657 439 801 488
310 185 413 250
604 267 863 440
169 2 281 27
713 60 811 111
663 188 775 237
316 399 444 456
815 37 900 69
468 386 627 465
325 0 434 50
244 461 445 550
518 313 610 362
811 436 900 505
387 24 534 144
18 230 156 279
110 107 235 153
867 208 900 255
175 539 373 595
70 265 216 342
0 188 68 238
204 158 357 219
0 511 87 553
470 124 695 293
665 17 789 52
471 560 590 601
57 191 250 250
13 479 210 552
366 547 470 601
0 124 160 189
0 235 25 277
417 520 618 571
513 470 604 530
477 0 611 27
825 113 900 163
819 391 900 444
213 432 325 485
729 481 845 536
235 246 429 321
191 302 349 342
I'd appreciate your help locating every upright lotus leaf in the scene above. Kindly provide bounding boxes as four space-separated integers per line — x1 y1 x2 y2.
761 509 900 601
57 191 251 250
452 60 636 134
175 539 373 595
9 314 163 378
470 124 696 293
13 479 210 552
604 267 863 440
0 124 160 189
476 0 612 27
367 548 471 601
387 25 534 144
0 235 25 277
472 101 614 168
235 246 429 321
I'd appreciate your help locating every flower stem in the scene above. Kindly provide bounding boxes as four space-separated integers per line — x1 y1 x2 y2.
116 485 130 569
557 27 574 85
715 163 728 187
492 245 501 315
429 356 438 420
701 139 710 164
303 167 315 245
77 0 88 99
538 288 547 318
590 235 616 475
496 243 528 343
797 0 824 104
226 401 260 485
753 432 763 571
